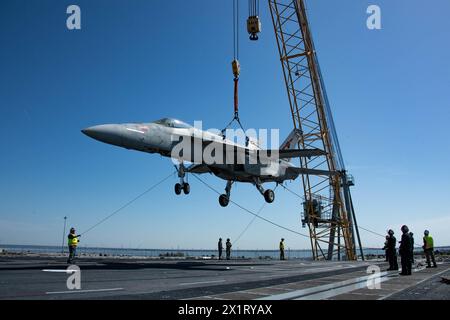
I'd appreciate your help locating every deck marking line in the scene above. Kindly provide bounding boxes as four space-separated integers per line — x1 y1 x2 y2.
179 280 226 286
258 271 389 300
46 288 123 295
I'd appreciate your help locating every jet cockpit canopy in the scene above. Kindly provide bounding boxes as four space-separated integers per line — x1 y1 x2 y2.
153 118 192 129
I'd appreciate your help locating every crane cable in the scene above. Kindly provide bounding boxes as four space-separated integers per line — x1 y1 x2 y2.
233 0 239 60
223 0 248 144
279 183 423 247
192 174 317 240
234 183 279 245
279 183 386 239
234 202 267 245
80 172 175 236
249 0 259 17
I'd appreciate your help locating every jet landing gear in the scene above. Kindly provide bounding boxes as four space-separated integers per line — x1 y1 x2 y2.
219 181 233 207
174 183 189 195
254 178 275 203
174 163 190 195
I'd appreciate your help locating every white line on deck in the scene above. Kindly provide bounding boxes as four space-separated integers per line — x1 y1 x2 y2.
179 280 226 286
42 269 74 273
46 288 123 295
258 272 390 300
297 275 391 300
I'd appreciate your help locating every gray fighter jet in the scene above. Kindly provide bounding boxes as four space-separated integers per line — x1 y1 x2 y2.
82 118 333 207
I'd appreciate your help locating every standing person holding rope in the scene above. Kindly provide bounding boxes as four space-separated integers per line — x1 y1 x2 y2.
67 227 81 264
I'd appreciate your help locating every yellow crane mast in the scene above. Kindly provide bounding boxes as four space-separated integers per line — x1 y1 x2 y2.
266 0 364 260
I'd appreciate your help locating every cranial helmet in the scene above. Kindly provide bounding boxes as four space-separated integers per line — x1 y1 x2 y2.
388 229 394 235
424 230 429 236
401 225 409 233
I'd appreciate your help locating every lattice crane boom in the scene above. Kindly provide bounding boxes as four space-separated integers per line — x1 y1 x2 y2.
267 0 363 260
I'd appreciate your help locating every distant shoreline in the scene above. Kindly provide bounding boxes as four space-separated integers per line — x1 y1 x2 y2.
2 244 449 261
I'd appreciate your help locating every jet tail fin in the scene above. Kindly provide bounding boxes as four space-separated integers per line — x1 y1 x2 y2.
280 129 302 152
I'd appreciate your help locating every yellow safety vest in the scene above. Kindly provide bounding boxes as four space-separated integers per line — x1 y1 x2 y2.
423 235 433 249
280 242 285 250
68 234 79 247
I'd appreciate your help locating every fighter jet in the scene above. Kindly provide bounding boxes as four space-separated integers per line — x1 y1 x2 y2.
82 118 334 207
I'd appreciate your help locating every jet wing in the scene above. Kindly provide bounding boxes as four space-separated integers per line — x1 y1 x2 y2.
175 136 326 165
287 167 338 176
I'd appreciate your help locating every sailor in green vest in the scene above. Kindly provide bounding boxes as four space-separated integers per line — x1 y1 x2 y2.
67 227 81 264
422 230 437 268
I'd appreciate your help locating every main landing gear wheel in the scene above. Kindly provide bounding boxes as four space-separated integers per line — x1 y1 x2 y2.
175 183 190 195
264 189 275 203
219 194 230 207
183 183 190 194
175 183 182 195
174 163 190 195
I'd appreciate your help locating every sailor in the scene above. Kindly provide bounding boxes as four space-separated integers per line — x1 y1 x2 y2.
67 227 81 264
279 238 285 260
383 235 389 262
399 225 412 276
423 230 437 268
386 229 398 271
226 238 232 260
218 238 223 260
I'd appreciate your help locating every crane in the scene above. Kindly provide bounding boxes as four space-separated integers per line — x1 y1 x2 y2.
226 0 363 261
262 0 364 260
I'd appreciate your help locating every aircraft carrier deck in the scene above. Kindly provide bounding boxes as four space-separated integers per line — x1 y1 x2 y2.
0 256 448 300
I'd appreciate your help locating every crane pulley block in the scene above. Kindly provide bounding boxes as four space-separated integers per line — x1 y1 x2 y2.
247 16 261 40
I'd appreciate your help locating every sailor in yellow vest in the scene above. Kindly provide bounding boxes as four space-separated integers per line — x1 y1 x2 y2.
67 227 81 264
422 230 437 268
279 238 285 260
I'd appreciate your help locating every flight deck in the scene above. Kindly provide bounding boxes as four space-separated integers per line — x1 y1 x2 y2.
0 256 448 300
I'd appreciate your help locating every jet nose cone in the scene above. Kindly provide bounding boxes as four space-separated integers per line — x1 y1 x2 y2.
81 125 106 139
81 124 123 146
81 127 93 136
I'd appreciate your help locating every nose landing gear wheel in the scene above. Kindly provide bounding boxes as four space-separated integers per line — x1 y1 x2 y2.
264 189 275 203
219 194 229 207
174 183 182 195
183 183 190 194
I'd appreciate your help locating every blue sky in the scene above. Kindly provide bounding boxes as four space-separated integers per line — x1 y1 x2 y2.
0 0 449 250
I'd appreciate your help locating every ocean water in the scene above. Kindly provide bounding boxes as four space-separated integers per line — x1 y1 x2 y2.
0 244 389 260
2 244 448 260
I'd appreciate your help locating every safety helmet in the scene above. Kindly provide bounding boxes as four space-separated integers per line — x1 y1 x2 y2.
70 227 75 232
401 225 409 233
388 229 394 235
281 238 284 241
424 230 429 236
